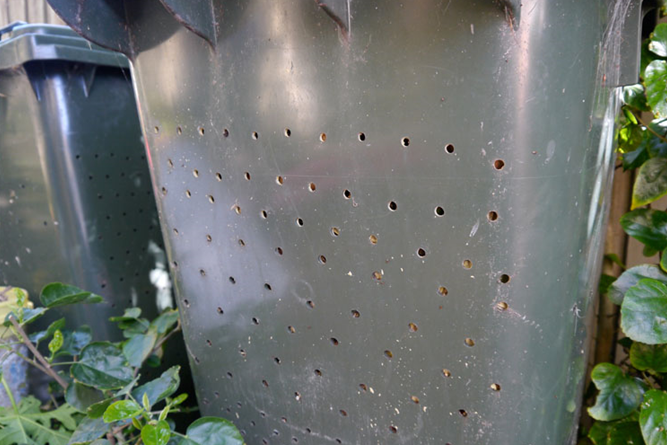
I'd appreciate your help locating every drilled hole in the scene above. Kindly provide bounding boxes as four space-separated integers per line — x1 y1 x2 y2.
217 307 223 314
238 238 246 246
168 158 174 167
199 269 206 277
308 182 316 192
275 247 284 255
351 309 360 318
358 132 366 141
277 175 284 185
252 317 259 325
388 201 397 211
445 143 455 153
408 322 418 332
494 159 505 170
411 395 420 404
318 255 327 264
331 227 340 236
223 128 229 137
343 189 351 199
186 190 192 198
198 127 205 135
464 338 475 347
319 133 327 142
229 276 236 284
442 369 452 378
183 299 190 307
173 228 179 235
417 248 426 257
307 300 315 308
154 126 159 134
206 234 212 242
285 128 291 137
262 380 269 387
459 409 468 417
500 274 511 283
296 218 304 227
208 195 215 203
463 259 473 269
496 301 509 311
490 383 501 391
390 426 398 434
369 234 378 245
288 326 296 333
264 283 272 291
401 137 410 147
294 391 301 401
193 169 199 178
252 131 259 140
161 187 167 196
384 350 393 359
488 211 499 221
233 205 241 214
330 337 339 346
339 410 347 417
176 127 182 135
372 271 382 281
438 286 448 296
435 206 445 217
244 171 251 180
274 357 281 364
359 383 368 391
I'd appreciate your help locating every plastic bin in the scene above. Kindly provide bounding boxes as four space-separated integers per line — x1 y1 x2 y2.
48 1 646 443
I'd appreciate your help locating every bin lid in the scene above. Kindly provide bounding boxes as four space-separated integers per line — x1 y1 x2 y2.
0 22 129 71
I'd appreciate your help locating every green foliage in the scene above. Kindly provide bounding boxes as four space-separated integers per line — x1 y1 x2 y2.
588 364 645 421
0 282 242 445
621 278 667 344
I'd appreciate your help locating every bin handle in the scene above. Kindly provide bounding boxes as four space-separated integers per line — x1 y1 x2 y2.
0 21 27 40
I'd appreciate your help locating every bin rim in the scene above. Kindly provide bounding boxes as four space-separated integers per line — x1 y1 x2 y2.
0 23 129 71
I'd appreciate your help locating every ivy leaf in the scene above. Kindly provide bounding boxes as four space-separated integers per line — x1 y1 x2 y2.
589 413 642 445
180 417 244 445
70 342 134 390
132 366 181 408
141 420 171 445
620 210 667 251
630 342 667 373
103 400 143 423
624 145 651 171
621 278 667 344
649 23 667 57
109 307 142 322
623 85 651 112
29 317 65 344
3 307 47 327
151 310 179 334
640 390 667 445
87 398 114 419
65 382 106 413
123 328 157 367
588 363 645 421
608 265 667 305
0 396 77 445
48 329 64 360
632 158 667 209
56 326 92 358
40 283 103 308
68 416 108 444
645 60 667 119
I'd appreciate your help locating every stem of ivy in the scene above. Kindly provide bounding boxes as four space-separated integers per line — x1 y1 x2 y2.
0 374 18 412
635 112 667 144
8 316 68 390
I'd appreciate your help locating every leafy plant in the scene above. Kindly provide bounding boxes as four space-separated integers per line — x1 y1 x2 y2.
0 284 243 445
587 22 667 445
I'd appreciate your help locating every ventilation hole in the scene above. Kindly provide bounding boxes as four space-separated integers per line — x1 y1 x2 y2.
288 326 296 333
208 195 215 203
336 440 342 444
173 228 179 235
252 131 259 140
459 409 468 417
205 339 212 346
276 175 284 185
464 338 475 347
490 383 501 391
318 255 327 264
275 247 284 255
319 133 327 142
417 248 426 257
330 338 339 346
292 438 298 443
295 392 301 401
496 301 509 311
351 310 360 318
232 204 241 214
411 396 420 404
154 126 159 134
216 172 222 181
358 132 366 141
445 143 455 153
264 283 272 291
229 276 236 284
261 210 268 219
281 417 287 423
438 286 449 296
359 383 368 391
296 218 304 227
199 269 206 277
238 239 246 247
463 259 473 269
408 322 418 332
223 128 229 137
252 317 259 325
488 211 499 221
244 172 251 180
227 372 233 379
388 201 397 211
372 271 382 281
390 426 398 434
217 307 224 314
331 227 340 236
369 234 378 245
401 137 410 147
161 187 167 196
285 128 291 137
384 350 393 359
262 380 269 387
500 274 511 283
314 369 322 376
307 300 315 309
177 126 182 135
339 410 347 417
198 126 205 135
183 299 190 307
494 159 505 170
168 158 174 167
186 190 192 198
442 369 452 378
274 357 281 364
206 234 212 242
343 189 351 199
193 169 199 178
308 182 316 192
434 206 445 217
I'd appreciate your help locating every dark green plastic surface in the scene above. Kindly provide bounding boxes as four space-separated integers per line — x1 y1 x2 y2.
48 1 644 443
